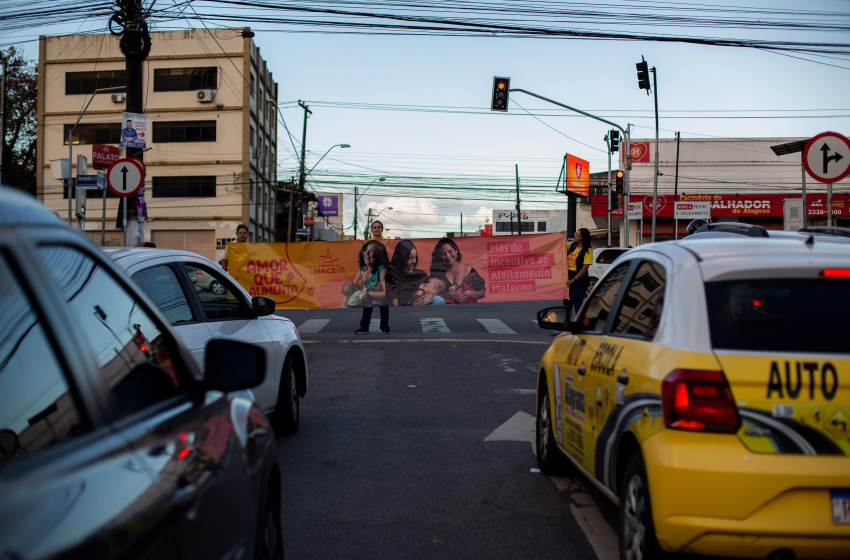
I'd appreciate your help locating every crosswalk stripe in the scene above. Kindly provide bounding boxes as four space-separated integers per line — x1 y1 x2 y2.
421 318 450 332
477 319 516 334
297 319 330 333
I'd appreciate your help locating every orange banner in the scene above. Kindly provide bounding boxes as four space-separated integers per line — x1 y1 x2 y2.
227 233 567 309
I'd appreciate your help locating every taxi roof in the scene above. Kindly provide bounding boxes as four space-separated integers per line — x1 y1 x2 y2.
634 236 850 282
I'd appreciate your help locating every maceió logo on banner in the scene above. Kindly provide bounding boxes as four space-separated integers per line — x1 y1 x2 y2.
674 201 711 220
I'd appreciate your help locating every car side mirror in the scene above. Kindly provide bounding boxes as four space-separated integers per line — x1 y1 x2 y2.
204 339 265 391
537 306 584 333
252 296 276 317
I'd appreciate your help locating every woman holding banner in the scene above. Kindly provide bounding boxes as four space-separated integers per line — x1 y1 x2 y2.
387 239 429 306
565 227 593 317
429 238 486 304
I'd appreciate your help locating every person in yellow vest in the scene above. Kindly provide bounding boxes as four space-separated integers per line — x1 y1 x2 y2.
565 227 593 318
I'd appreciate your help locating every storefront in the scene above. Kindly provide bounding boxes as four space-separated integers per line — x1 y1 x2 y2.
590 193 850 241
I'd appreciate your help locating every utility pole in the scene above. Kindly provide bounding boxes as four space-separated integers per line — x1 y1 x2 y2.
365 208 373 239
460 213 463 236
674 131 681 239
115 0 151 246
353 185 358 240
651 65 660 242
0 60 6 186
515 164 522 235
289 100 310 243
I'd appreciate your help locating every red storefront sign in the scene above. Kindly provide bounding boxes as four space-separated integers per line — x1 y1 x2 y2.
92 144 120 170
592 193 850 218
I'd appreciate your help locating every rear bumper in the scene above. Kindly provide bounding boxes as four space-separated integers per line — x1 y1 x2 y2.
642 430 850 558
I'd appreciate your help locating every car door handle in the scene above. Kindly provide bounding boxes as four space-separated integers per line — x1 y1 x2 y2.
617 371 629 385
577 364 586 376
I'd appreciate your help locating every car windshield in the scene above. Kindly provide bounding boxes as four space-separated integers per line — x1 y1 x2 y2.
705 279 850 353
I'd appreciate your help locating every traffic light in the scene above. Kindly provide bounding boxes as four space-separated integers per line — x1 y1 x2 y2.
491 77 510 111
610 189 620 210
636 58 650 94
615 170 624 194
609 130 620 153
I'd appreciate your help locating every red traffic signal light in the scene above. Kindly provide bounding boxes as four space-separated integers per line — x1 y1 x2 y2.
491 77 510 112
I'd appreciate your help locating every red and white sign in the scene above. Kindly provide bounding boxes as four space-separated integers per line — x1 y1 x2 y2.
92 144 120 170
106 158 145 197
674 201 711 220
625 142 651 164
304 216 314 226
803 131 850 183
626 202 643 220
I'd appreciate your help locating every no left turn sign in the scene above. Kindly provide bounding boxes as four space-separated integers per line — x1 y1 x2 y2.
106 158 145 197
803 131 850 183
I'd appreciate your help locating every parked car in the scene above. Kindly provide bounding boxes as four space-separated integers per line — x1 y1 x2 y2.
188 265 226 295
536 235 850 559
587 246 630 289
0 188 283 560
106 247 308 435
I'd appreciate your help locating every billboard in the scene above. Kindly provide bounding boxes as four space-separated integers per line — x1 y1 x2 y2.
227 233 568 309
565 154 589 197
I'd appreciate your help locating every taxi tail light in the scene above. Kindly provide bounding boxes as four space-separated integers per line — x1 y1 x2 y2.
661 370 740 433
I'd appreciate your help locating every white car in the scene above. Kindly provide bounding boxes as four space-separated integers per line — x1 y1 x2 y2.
107 247 308 434
587 247 630 289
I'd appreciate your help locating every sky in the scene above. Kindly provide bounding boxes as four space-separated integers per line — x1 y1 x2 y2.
5 0 850 238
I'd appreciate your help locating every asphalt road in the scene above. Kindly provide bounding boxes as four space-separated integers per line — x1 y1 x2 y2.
274 301 620 560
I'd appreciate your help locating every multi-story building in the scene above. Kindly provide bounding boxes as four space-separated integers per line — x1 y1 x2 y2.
37 28 278 259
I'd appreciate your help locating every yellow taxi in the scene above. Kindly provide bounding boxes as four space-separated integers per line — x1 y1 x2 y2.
536 235 850 559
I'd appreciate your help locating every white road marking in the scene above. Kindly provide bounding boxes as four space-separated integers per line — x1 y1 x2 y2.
484 411 535 453
477 318 516 334
296 319 330 333
421 318 450 332
487 410 619 560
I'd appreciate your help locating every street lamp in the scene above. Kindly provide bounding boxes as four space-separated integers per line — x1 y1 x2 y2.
290 142 350 243
306 143 350 177
67 86 126 225
771 139 812 227
354 177 385 240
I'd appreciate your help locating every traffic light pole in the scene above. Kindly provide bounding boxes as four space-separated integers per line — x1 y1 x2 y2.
507 88 630 247
607 143 612 247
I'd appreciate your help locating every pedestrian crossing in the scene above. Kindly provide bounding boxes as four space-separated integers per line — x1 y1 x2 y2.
295 317 532 335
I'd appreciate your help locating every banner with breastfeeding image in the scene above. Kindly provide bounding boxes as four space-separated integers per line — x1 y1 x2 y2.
226 232 568 309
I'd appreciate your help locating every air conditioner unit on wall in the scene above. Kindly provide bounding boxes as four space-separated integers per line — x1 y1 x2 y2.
196 89 216 103
111 93 125 103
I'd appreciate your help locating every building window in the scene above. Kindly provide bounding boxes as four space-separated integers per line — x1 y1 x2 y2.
65 70 126 95
537 222 547 232
216 237 235 250
153 67 217 91
152 176 216 197
495 222 534 233
64 123 121 145
152 121 216 143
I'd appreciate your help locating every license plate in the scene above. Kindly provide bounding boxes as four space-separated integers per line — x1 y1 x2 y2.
832 490 850 525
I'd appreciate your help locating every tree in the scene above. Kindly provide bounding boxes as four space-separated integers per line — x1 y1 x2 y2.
1 47 37 195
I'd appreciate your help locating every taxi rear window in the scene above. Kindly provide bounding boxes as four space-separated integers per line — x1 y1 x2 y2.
705 280 849 353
